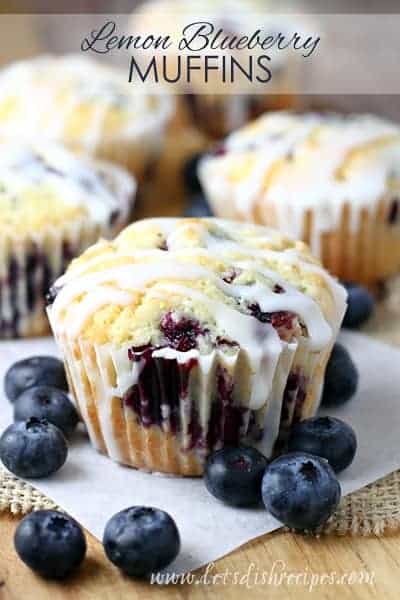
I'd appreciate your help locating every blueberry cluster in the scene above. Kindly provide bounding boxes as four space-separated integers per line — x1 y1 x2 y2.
2 356 78 478
204 341 359 531
1 337 359 580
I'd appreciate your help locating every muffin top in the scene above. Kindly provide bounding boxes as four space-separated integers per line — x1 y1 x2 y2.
199 112 400 218
0 55 172 152
0 141 135 238
49 218 346 358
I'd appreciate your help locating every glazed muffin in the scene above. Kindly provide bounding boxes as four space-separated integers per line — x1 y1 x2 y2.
48 218 346 476
0 141 135 338
0 54 172 181
132 0 300 140
199 112 400 286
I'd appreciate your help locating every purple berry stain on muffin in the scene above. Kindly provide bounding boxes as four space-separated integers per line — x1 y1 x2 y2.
160 311 208 352
207 366 247 449
125 327 250 452
278 371 308 435
124 304 309 456
248 303 298 341
1 237 77 336
125 345 199 439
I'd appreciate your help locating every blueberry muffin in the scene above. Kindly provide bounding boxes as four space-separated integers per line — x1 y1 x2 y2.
0 54 172 182
0 141 135 338
48 218 346 475
200 112 400 286
132 0 300 140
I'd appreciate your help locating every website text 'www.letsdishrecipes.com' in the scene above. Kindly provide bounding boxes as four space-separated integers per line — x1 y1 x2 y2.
150 560 376 591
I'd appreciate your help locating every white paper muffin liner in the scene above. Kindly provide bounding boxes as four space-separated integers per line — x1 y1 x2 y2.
0 161 136 338
200 163 400 288
50 329 332 476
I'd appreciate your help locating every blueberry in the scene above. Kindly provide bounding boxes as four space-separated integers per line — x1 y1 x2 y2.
322 343 358 407
288 416 357 473
13 386 79 437
5 356 68 402
0 418 68 478
103 506 180 578
262 452 341 530
343 283 374 329
204 446 268 507
183 152 203 194
184 193 213 217
14 510 86 579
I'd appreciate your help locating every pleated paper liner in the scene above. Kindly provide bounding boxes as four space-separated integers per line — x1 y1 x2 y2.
52 325 330 476
257 196 399 288
0 221 102 338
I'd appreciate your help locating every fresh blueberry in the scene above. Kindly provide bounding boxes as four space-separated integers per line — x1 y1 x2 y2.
342 283 374 329
0 418 68 478
183 152 203 194
204 446 268 507
103 506 180 578
15 510 86 579
288 416 357 473
13 386 79 437
5 356 68 402
322 343 358 407
262 452 341 530
184 193 213 217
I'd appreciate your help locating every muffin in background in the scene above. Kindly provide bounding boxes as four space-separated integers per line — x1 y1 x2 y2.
0 54 173 183
132 0 301 140
0 141 135 338
199 112 400 287
48 218 346 476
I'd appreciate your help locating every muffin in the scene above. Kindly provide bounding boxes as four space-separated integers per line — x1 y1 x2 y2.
132 0 301 140
0 141 135 338
199 112 400 286
0 54 172 181
48 218 346 476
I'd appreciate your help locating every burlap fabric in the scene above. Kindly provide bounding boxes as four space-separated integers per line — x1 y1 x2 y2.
1 277 399 536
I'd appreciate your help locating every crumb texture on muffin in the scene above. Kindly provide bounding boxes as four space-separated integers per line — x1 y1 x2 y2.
48 219 346 469
50 218 345 346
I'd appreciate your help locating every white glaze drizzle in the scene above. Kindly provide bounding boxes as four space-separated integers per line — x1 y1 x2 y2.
50 219 345 363
200 112 400 256
0 141 135 230
52 252 334 351
55 217 346 334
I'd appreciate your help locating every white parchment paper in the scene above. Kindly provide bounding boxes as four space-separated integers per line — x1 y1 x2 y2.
1 331 399 574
